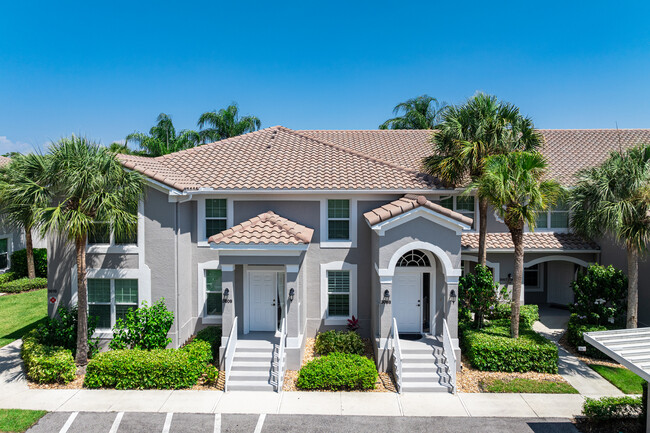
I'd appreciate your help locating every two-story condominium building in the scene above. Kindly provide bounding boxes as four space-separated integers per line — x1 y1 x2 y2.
47 126 650 391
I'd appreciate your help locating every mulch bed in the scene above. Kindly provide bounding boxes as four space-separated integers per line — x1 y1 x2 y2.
558 332 622 369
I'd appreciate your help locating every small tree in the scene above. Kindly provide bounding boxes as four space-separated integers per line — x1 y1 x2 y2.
570 264 628 327
109 299 174 350
459 265 502 329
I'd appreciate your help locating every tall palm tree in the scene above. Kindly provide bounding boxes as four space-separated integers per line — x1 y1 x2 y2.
0 154 50 278
423 93 543 266
197 104 261 143
126 113 200 156
39 136 144 366
570 144 650 328
471 151 563 338
379 95 447 130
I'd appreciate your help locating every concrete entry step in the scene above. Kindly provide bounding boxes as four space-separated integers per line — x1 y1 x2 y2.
227 332 279 392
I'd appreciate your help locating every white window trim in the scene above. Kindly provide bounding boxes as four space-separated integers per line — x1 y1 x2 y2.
319 198 357 248
86 200 144 254
320 262 357 325
528 208 570 233
0 234 13 271
87 278 139 335
198 197 234 247
197 260 222 325
438 195 478 231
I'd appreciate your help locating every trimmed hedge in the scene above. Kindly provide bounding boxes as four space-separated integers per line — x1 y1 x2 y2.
314 330 364 356
194 326 221 366
0 277 47 293
21 330 76 384
297 353 377 390
583 396 643 420
83 340 212 389
490 304 540 330
461 324 558 373
10 248 47 278
0 272 15 284
567 314 615 359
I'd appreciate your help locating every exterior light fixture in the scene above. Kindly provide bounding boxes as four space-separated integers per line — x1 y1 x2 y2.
382 289 391 304
289 288 295 302
223 288 229 299
450 289 457 303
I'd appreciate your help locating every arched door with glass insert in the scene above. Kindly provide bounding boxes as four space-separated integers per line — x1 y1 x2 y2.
393 250 434 334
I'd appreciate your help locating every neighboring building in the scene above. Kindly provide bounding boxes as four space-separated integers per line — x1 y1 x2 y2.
46 126 650 391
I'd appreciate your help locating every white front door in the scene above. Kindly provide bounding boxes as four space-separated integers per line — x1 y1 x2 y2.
249 271 276 331
393 271 422 333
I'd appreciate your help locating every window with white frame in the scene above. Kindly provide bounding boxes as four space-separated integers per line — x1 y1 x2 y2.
0 238 8 269
88 210 138 246
533 201 570 231
205 269 222 317
205 199 227 238
439 195 475 228
327 199 350 240
327 270 350 317
88 278 139 329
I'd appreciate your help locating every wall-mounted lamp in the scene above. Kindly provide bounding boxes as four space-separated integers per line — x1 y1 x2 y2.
223 288 229 299
450 289 457 303
289 288 295 302
382 289 391 304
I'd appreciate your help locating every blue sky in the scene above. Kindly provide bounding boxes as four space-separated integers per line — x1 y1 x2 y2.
1 0 649 154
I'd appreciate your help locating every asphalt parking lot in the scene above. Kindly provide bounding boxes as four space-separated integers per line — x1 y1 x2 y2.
27 412 580 433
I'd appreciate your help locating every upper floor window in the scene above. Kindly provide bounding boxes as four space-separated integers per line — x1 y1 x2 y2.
206 199 227 238
88 221 137 245
439 196 475 228
534 201 569 230
327 199 350 240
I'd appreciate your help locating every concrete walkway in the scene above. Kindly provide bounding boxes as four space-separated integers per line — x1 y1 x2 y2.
0 340 28 392
535 307 624 397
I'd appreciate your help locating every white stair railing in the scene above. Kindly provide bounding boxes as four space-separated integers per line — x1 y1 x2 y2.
391 318 403 393
223 317 238 392
273 318 287 392
442 319 457 394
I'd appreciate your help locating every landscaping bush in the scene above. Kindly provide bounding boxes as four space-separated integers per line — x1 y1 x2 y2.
194 326 221 366
84 339 212 389
297 353 377 390
21 330 76 384
490 304 540 330
314 330 364 356
110 299 174 350
0 272 15 284
570 264 627 327
461 324 558 373
0 277 47 293
582 395 643 420
37 306 98 358
567 314 615 359
9 248 47 279
459 265 504 329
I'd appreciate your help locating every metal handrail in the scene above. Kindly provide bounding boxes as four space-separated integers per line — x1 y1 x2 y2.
391 318 403 393
442 319 457 394
224 317 238 392
274 318 287 392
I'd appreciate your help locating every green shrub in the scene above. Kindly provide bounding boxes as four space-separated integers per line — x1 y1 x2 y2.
297 353 377 390
567 314 615 359
0 272 15 284
110 299 174 350
202 364 219 386
461 324 558 373
9 248 47 279
570 264 627 326
21 330 76 384
459 265 505 329
194 326 221 366
490 304 540 330
84 340 212 389
37 306 99 358
0 277 47 293
582 396 643 420
314 330 365 356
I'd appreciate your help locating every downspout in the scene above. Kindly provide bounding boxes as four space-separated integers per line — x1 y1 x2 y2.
175 193 193 347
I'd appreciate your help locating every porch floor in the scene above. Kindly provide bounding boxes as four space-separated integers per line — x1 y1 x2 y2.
398 334 443 350
239 331 279 344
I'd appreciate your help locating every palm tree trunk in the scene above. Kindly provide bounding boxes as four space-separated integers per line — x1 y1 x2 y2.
478 197 488 266
75 235 89 367
509 224 524 339
626 244 638 329
25 228 35 279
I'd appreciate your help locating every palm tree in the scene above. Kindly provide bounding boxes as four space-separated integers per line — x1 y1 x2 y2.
126 113 200 156
423 93 543 266
197 104 261 143
471 151 563 338
570 145 650 328
0 154 50 279
379 95 447 130
39 136 144 366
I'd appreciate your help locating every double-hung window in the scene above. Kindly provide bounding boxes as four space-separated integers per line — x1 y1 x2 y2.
440 196 476 228
88 278 139 329
533 201 569 231
326 270 350 317
205 269 222 317
205 199 227 238
88 206 138 246
327 200 350 240
0 238 8 269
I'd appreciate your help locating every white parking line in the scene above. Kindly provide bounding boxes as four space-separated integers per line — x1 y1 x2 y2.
213 413 221 433
59 412 78 433
253 413 266 433
109 412 124 433
162 413 173 433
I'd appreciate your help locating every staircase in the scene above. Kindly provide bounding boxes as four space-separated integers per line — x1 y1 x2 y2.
227 333 278 391
399 335 453 393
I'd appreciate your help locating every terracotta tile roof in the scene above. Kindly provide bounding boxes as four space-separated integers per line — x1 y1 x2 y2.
118 126 441 192
364 194 473 227
0 156 11 167
461 232 600 251
208 211 314 245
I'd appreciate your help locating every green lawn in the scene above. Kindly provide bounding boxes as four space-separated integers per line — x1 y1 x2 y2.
590 364 646 394
0 289 47 348
481 378 579 394
0 409 46 432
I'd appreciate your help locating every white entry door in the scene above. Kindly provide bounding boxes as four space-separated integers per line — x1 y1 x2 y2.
393 271 422 333
249 271 276 331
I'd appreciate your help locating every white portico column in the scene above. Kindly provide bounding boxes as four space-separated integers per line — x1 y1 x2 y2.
218 264 235 366
445 274 461 367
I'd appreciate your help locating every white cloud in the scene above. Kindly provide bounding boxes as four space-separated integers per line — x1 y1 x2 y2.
0 136 37 155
